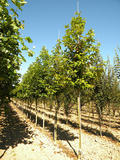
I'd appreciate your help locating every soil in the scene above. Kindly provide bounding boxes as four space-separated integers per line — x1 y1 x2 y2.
0 102 120 160
0 103 73 160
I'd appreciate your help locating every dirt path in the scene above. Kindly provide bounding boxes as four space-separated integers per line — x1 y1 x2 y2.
13 101 120 160
0 103 73 160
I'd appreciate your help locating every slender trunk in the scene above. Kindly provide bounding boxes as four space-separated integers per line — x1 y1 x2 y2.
92 101 94 118
90 101 92 128
113 108 115 117
35 99 38 126
54 106 58 142
98 106 102 137
88 102 91 127
89 102 91 117
107 103 110 130
24 100 26 111
54 100 60 143
78 92 82 160
27 100 29 118
42 101 45 129
25 101 28 119
29 99 32 121
29 103 32 121
108 103 110 115
66 114 69 124
113 109 116 126
112 107 116 127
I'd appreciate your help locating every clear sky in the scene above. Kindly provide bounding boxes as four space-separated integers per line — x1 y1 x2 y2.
18 0 120 75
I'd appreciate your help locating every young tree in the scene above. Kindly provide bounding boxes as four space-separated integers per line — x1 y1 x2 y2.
51 39 68 142
62 12 100 159
114 47 120 80
35 46 53 129
0 0 33 104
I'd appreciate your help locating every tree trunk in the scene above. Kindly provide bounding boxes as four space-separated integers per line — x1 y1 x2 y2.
25 102 28 119
54 106 58 143
29 99 32 121
92 101 94 118
29 103 32 121
27 100 29 118
107 103 110 130
112 107 116 127
98 106 102 137
107 103 110 115
89 102 91 117
66 114 69 124
88 102 91 127
90 101 92 128
54 100 60 143
78 92 82 160
35 99 38 126
42 101 45 129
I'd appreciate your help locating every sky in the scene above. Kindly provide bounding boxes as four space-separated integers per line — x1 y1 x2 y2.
16 0 120 76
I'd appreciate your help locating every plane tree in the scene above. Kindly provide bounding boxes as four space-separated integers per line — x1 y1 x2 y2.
62 12 101 159
50 39 70 142
0 0 33 104
34 46 53 128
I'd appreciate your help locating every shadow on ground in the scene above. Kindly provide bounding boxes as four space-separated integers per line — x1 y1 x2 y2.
0 104 33 155
18 105 77 141
17 104 120 143
15 103 120 159
17 104 78 158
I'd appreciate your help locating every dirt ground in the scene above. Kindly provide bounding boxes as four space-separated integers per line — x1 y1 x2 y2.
0 103 120 160
0 103 73 160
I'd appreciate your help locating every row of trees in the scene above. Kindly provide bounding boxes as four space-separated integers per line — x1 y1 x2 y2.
13 12 120 159
13 12 102 159
0 0 33 104
1 1 119 160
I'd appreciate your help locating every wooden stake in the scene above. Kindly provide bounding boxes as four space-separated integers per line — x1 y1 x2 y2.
78 92 82 160
35 99 38 126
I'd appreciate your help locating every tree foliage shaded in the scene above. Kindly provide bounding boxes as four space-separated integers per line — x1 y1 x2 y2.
0 0 33 103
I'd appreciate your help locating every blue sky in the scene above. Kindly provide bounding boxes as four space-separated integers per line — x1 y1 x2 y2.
18 0 120 75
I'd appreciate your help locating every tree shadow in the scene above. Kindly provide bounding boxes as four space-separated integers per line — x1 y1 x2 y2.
56 116 120 143
16 104 120 160
66 140 78 158
0 104 33 154
17 106 78 158
80 117 120 130
66 119 120 143
18 106 77 141
18 105 120 143
0 148 8 159
82 113 120 126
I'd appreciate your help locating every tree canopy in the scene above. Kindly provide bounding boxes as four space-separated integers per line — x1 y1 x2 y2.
0 0 33 103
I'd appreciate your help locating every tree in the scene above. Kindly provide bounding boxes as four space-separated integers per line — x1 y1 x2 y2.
62 12 100 159
112 48 120 116
35 46 53 128
114 47 120 80
0 0 33 104
51 39 69 142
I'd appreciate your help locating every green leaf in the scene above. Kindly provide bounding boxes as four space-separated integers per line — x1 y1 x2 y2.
28 50 34 57
2 37 8 41
25 37 33 43
20 54 26 62
20 1 27 6
10 8 18 17
21 45 28 50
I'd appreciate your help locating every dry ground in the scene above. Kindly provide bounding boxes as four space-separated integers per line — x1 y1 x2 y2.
0 103 73 160
0 102 120 160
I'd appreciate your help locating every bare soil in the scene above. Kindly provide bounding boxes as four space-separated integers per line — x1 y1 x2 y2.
0 103 73 160
0 102 120 160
